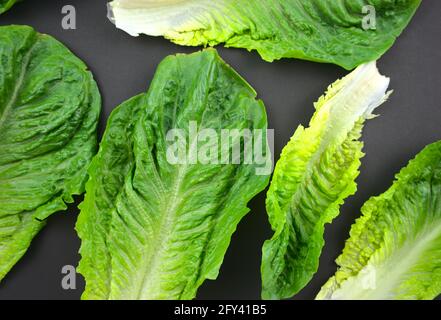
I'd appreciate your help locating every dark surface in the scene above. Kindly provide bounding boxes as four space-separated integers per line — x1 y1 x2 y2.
0 0 440 300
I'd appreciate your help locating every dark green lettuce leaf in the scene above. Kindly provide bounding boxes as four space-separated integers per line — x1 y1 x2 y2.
0 0 19 14
261 62 391 299
108 0 421 70
0 25 101 281
317 141 441 300
76 49 271 300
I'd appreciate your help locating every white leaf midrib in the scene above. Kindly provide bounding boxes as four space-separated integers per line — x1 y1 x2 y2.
130 61 216 300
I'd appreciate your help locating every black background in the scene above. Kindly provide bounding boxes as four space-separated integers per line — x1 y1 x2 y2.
0 0 440 300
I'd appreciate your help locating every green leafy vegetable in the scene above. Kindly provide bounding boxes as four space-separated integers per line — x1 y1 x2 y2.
108 0 421 70
317 141 441 300
0 25 100 281
0 0 19 14
76 49 271 300
261 62 391 299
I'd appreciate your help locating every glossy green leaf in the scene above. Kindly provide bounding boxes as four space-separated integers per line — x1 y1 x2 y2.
0 25 101 281
108 0 421 70
261 62 391 299
76 49 271 300
0 0 19 14
317 141 441 300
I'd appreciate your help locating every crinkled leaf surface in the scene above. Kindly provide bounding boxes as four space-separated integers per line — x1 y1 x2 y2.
317 141 441 300
76 49 271 300
0 0 18 14
261 62 391 299
0 25 100 281
108 0 421 70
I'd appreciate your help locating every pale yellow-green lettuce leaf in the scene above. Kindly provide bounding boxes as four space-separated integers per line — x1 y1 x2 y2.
262 62 391 299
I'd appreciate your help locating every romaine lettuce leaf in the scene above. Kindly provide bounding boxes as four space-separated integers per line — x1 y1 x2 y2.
76 49 271 300
317 141 441 300
0 25 101 281
261 62 391 299
108 0 421 70
0 0 18 14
